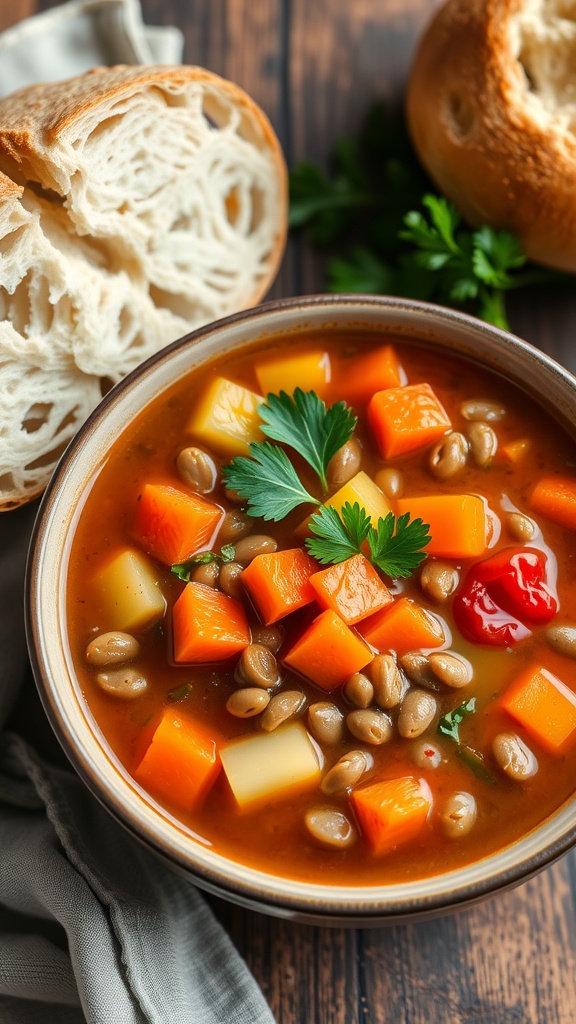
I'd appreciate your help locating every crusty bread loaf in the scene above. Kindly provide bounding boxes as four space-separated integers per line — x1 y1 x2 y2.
0 65 287 509
407 0 576 272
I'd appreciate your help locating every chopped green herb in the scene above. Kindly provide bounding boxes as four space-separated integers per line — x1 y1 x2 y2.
221 389 357 521
259 389 357 493
457 745 495 784
289 105 571 330
167 682 194 703
222 441 317 522
305 501 431 579
171 544 237 582
438 697 477 744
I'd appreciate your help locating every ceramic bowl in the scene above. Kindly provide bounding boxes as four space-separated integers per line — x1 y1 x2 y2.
26 294 576 926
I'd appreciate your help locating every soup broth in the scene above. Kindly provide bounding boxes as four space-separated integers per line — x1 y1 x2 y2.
66 329 576 884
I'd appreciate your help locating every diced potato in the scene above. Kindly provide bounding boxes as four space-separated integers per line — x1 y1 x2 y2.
96 549 166 631
325 471 393 524
295 470 393 538
255 348 331 397
220 722 321 808
186 377 264 458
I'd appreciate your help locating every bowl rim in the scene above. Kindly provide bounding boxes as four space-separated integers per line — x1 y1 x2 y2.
25 293 576 924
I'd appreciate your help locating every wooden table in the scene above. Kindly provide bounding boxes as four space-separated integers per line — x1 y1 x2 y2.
4 2 576 1021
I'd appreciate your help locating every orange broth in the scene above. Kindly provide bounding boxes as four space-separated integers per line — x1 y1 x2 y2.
66 331 576 884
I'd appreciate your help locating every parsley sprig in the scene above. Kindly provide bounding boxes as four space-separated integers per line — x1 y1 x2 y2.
438 698 494 783
259 389 357 492
222 389 356 521
171 543 236 582
306 501 431 579
290 104 570 330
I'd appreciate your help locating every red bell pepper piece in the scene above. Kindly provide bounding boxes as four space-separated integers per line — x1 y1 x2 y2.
453 547 557 647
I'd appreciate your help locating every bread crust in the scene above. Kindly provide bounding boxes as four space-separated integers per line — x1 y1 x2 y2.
407 0 576 271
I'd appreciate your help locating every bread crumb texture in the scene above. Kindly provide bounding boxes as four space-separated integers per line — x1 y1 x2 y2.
0 65 287 509
407 0 576 272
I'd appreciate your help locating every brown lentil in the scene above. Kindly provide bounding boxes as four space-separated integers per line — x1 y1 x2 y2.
371 653 407 709
321 750 369 796
304 807 357 849
96 667 148 699
226 687 270 718
236 643 281 689
428 431 468 480
86 631 139 666
492 732 538 781
441 791 477 838
261 690 305 732
346 708 392 745
344 672 374 708
428 652 472 689
397 689 438 738
234 534 278 565
219 561 245 599
326 437 362 489
420 561 459 603
176 446 217 493
308 702 345 745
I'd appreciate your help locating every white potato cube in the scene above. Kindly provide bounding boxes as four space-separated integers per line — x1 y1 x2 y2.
220 722 321 809
96 549 166 631
186 376 264 457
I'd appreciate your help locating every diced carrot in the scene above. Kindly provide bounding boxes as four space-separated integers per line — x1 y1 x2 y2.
283 609 374 690
528 475 576 531
133 708 220 811
501 665 576 752
332 344 406 405
296 470 392 539
368 382 452 459
241 547 318 625
134 483 223 566
255 348 331 397
358 596 445 654
351 776 432 855
500 438 531 464
172 582 250 663
309 554 393 625
395 494 487 559
187 377 264 457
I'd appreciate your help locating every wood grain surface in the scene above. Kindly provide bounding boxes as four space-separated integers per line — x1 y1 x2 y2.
4 1 576 1022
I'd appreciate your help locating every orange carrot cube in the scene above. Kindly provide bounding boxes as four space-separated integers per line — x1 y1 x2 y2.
351 776 432 855
134 483 223 566
333 344 406 405
172 582 250 663
283 609 373 690
501 665 576 752
241 547 318 625
133 709 220 811
309 554 393 625
358 596 445 654
500 438 531 464
255 348 331 397
529 475 576 531
368 382 451 459
395 494 487 559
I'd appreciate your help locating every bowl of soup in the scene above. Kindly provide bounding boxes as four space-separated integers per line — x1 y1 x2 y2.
26 294 576 924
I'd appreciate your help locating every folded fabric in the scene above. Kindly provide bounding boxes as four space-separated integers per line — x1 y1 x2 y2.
0 732 275 1024
0 0 184 96
0 4 276 1021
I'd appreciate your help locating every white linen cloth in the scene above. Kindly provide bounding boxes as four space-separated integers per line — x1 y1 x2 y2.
0 5 277 1022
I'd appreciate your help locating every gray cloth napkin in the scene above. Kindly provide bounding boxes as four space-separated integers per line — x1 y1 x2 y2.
0 5 277 1022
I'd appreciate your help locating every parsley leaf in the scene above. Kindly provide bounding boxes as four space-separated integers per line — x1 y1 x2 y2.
306 501 430 579
438 697 477 743
222 441 317 521
171 544 236 583
289 105 571 331
259 389 357 492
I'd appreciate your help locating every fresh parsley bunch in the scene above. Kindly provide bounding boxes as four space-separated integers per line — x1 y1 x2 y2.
289 104 568 330
222 389 430 580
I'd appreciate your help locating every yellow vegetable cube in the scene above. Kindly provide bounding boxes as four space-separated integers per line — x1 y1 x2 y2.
187 377 264 457
220 722 321 809
326 471 393 524
255 348 332 397
96 549 166 631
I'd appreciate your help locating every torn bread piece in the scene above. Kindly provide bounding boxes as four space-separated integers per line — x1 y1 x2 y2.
0 66 287 509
